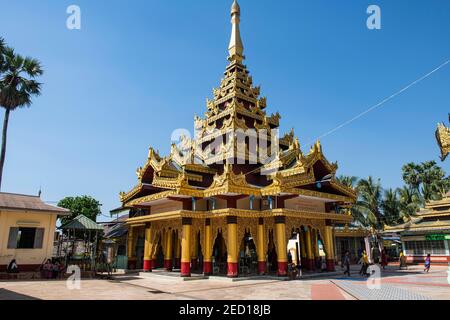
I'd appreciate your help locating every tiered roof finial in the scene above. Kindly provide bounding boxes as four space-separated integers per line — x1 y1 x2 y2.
228 0 244 62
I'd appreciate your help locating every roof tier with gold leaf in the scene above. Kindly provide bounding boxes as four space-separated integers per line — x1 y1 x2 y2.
384 192 450 235
118 1 357 218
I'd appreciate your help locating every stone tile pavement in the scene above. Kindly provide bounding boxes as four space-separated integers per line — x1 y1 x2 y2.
0 264 447 300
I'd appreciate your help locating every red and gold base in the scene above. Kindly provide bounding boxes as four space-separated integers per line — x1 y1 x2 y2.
181 262 191 277
143 259 152 272
258 261 266 275
277 261 288 276
127 258 137 270
164 259 173 271
227 262 238 278
203 261 212 275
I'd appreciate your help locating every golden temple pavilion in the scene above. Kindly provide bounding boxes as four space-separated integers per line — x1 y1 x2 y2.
384 193 450 264
119 1 356 277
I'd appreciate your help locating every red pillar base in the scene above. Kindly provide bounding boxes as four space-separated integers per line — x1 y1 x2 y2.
127 259 136 270
278 261 288 276
181 262 191 277
143 259 152 272
164 259 173 271
306 258 314 271
326 259 335 272
203 261 213 275
258 261 267 275
227 262 238 278
151 259 157 270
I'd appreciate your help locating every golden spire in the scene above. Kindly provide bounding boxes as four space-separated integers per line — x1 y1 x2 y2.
228 0 244 62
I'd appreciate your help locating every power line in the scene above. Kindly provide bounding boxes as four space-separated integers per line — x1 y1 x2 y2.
306 59 450 145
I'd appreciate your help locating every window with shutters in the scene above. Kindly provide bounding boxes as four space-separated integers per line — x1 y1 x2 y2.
7 227 45 249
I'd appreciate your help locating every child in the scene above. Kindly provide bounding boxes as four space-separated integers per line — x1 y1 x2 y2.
424 254 431 273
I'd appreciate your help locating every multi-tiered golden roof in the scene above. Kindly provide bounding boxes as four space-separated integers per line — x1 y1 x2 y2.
120 1 356 277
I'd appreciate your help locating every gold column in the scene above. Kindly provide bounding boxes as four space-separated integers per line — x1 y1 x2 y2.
143 224 152 272
203 219 213 275
181 219 192 277
300 231 307 259
227 216 238 278
164 229 173 271
174 232 181 269
191 230 199 271
257 218 266 275
324 223 335 271
127 226 136 269
305 227 314 270
275 217 287 276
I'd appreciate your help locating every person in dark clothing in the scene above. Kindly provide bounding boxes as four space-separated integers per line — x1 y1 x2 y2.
343 251 351 277
7 259 19 274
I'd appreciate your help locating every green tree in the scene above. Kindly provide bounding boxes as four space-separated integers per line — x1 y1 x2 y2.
337 175 358 189
352 177 383 229
397 186 421 220
58 196 102 226
0 41 43 189
381 188 401 225
402 161 450 203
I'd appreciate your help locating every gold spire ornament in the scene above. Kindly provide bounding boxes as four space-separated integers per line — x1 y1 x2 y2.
228 0 244 62
436 114 450 161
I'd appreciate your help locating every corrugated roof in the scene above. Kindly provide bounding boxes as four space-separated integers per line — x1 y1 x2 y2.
60 214 103 231
0 192 70 215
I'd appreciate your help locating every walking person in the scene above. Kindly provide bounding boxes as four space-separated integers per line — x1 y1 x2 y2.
343 251 351 277
424 254 431 273
381 248 388 270
359 250 369 277
7 259 19 280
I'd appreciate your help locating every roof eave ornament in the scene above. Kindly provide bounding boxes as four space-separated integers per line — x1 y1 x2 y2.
228 0 245 63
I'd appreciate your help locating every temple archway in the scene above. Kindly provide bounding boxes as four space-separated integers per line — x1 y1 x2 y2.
212 231 227 275
238 230 257 275
266 229 277 274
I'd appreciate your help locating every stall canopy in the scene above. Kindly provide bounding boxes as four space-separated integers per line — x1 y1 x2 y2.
60 214 103 231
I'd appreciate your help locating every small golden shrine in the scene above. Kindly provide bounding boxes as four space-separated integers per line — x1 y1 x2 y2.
119 1 356 277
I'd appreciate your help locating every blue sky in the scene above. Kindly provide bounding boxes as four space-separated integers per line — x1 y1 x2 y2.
0 0 449 221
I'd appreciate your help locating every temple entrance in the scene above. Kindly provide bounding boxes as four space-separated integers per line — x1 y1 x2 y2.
192 231 203 274
238 232 257 276
267 230 278 274
212 231 227 275
155 238 164 269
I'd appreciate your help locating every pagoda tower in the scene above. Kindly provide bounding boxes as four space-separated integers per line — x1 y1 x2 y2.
118 1 357 278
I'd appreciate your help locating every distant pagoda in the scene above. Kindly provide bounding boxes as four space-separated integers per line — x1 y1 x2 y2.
119 1 356 277
384 193 450 264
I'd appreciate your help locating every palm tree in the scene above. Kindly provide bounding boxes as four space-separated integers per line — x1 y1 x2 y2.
336 175 358 189
0 44 43 189
397 186 420 220
352 177 383 229
381 188 400 225
0 38 5 71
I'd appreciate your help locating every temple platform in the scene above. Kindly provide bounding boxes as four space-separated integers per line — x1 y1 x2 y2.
130 269 341 282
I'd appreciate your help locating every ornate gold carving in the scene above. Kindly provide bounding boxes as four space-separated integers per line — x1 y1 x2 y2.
436 122 450 161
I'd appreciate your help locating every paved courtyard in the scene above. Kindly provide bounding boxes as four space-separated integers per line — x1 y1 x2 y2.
0 265 448 300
